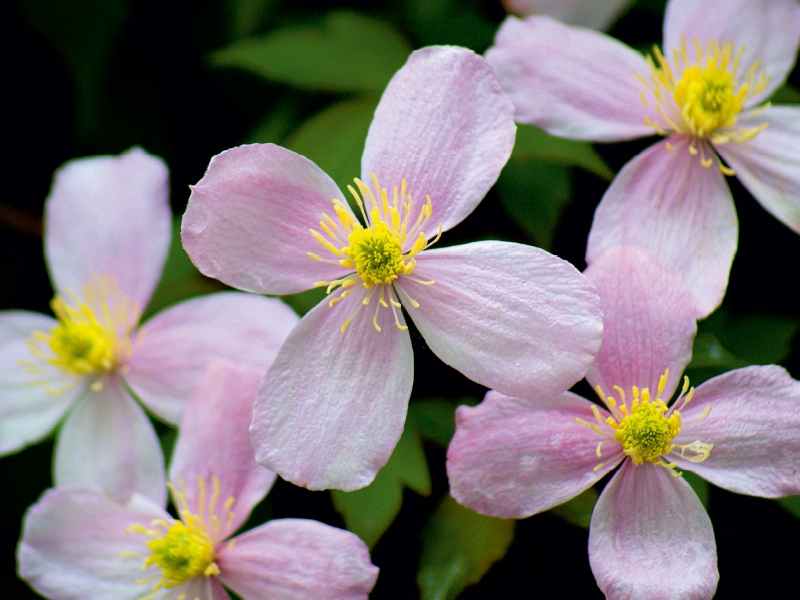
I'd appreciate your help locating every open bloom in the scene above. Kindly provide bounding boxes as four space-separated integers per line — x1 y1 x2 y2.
504 0 631 31
486 0 800 317
182 45 603 491
0 148 299 504
18 361 378 600
447 247 800 599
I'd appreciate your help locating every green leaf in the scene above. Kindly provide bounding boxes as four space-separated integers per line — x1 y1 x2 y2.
687 332 748 370
496 158 573 250
225 0 276 40
550 487 598 529
331 422 431 549
246 97 303 145
777 496 800 520
683 471 710 509
513 124 614 180
408 398 477 447
280 287 326 317
285 97 378 199
418 495 515 600
709 312 799 366
772 83 800 104
211 11 412 93
143 219 223 320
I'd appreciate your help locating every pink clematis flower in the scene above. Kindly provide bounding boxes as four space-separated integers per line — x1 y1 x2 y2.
181 45 604 492
18 361 379 600
447 247 800 599
486 0 800 317
504 0 632 31
0 148 299 505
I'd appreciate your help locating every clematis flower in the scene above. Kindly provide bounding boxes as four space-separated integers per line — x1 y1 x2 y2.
18 361 379 600
503 0 631 31
447 247 800 599
181 45 604 491
0 148 299 505
486 0 800 317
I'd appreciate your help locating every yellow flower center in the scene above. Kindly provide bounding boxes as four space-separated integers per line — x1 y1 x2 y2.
637 37 770 174
22 275 139 391
575 370 713 476
126 477 237 597
307 174 442 333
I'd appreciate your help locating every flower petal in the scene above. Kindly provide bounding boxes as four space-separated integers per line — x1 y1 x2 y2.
589 461 718 600
44 147 171 310
586 138 737 318
485 16 653 142
402 241 602 401
250 286 413 491
584 247 697 401
174 574 231 600
663 0 800 105
715 106 800 234
447 390 623 519
18 486 168 600
505 0 631 31
0 311 80 455
182 143 350 295
361 46 515 236
674 365 800 498
54 378 166 506
218 519 378 600
170 360 276 539
125 292 298 424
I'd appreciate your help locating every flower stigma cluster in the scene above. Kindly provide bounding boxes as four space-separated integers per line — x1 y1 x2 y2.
637 36 770 174
21 275 140 392
576 370 714 476
125 476 237 599
308 174 442 333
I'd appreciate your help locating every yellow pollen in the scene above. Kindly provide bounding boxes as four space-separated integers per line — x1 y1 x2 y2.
24 275 139 381
144 521 217 588
638 36 770 174
308 174 441 333
614 397 681 465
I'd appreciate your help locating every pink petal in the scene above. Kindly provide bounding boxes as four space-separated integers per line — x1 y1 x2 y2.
54 377 166 506
218 519 378 600
44 147 171 310
715 106 800 234
584 247 697 401
674 365 800 498
0 311 80 455
589 461 718 600
447 390 623 519
361 46 516 236
586 138 737 318
170 361 276 539
250 286 413 491
18 486 168 600
403 241 602 401
175 576 231 600
182 144 350 295
663 0 800 106
125 292 299 424
505 0 631 31
485 16 653 142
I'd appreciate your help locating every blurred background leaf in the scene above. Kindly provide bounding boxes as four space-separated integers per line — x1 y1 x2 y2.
332 421 431 549
772 83 800 104
512 124 613 180
550 487 598 528
225 0 276 40
417 495 515 600
408 397 477 447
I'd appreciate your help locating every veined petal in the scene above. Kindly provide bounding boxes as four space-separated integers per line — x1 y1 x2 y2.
218 519 378 600
172 571 231 600
504 0 631 31
589 461 718 600
18 486 168 600
0 311 80 455
486 16 653 142
447 390 623 519
715 106 800 234
586 138 737 318
250 287 413 491
54 378 166 506
182 144 350 295
361 46 516 236
170 361 276 539
675 366 800 498
584 247 697 401
403 241 602 401
44 147 171 310
126 292 298 424
663 0 800 106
